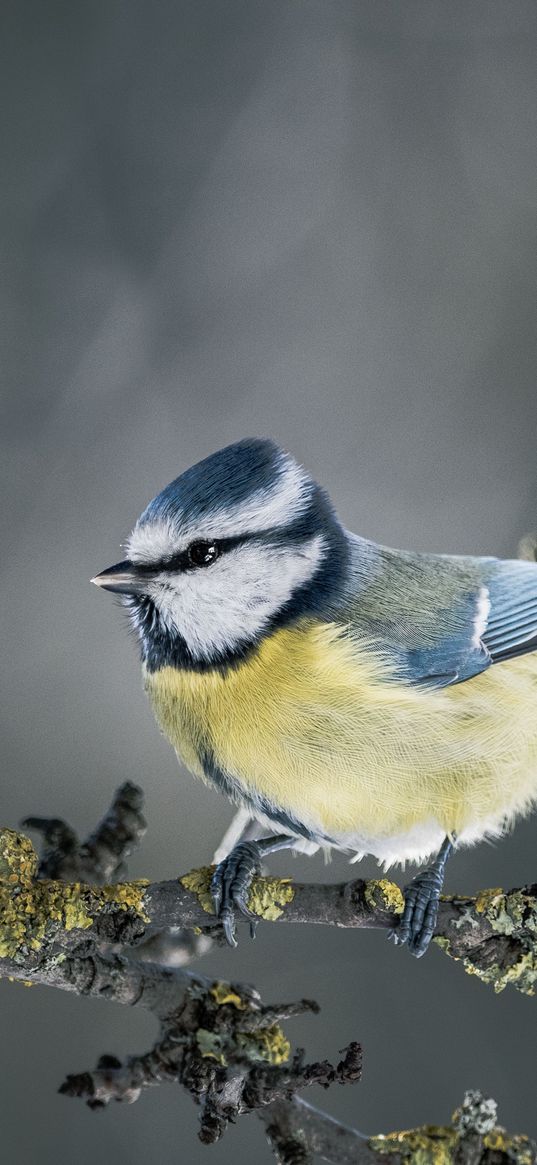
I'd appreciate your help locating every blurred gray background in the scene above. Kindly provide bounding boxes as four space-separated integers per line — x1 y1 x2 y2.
2 1 537 1161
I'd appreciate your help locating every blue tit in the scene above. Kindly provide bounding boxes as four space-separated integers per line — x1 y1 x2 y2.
92 438 537 955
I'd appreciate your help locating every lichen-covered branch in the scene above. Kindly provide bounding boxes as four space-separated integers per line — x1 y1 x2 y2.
435 886 537 996
2 821 536 996
177 868 537 996
7 942 360 1148
260 1090 536 1165
57 972 351 1144
2 787 536 1161
51 964 536 1162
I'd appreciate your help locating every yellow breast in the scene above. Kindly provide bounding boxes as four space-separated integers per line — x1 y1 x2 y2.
143 620 537 845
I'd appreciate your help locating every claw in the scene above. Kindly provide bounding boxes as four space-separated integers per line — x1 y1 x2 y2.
235 894 258 940
390 837 453 958
210 840 263 947
232 893 258 921
210 878 223 918
392 879 437 956
221 908 238 948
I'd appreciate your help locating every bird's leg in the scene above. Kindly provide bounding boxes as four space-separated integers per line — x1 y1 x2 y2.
389 835 454 958
211 834 296 948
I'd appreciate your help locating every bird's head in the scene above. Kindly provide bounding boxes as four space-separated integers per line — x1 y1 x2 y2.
92 438 348 670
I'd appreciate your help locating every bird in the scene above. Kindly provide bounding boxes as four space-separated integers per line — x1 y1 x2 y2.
92 438 537 956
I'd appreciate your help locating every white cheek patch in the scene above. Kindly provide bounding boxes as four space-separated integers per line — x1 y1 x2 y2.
148 535 326 659
127 457 311 565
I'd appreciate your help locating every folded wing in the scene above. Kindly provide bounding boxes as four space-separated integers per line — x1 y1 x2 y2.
345 540 537 691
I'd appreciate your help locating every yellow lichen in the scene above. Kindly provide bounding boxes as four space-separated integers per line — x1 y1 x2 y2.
364 879 404 915
486 951 537 996
54 885 94 933
196 1010 290 1068
196 1024 290 1068
180 866 214 914
0 875 65 959
434 936 537 996
369 1123 534 1164
210 981 248 1009
435 886 537 996
237 1023 291 1065
0 830 150 960
180 866 294 922
0 830 38 884
484 1129 534 1163
368 1125 457 1163
101 881 150 922
475 887 504 915
474 887 537 938
247 875 294 921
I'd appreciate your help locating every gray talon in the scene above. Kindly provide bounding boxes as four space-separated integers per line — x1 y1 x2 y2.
390 836 453 958
221 908 238 948
210 840 262 947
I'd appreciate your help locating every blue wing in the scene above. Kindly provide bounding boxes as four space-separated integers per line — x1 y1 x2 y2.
344 538 537 690
409 559 537 688
482 561 537 664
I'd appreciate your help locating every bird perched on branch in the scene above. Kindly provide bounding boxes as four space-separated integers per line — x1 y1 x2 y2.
92 439 537 956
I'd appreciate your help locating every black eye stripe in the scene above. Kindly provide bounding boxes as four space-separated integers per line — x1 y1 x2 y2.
148 533 255 573
136 516 320 576
156 540 223 572
158 533 279 572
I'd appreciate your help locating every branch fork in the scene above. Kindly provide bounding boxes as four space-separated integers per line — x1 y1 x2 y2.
1 785 535 1162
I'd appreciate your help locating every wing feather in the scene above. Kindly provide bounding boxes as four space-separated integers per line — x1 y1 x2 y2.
482 563 537 664
344 539 537 690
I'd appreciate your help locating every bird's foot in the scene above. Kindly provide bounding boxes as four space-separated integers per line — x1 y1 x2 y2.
389 837 453 958
211 840 262 948
388 867 443 957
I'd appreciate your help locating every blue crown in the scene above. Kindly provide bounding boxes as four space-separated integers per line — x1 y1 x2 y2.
138 438 291 527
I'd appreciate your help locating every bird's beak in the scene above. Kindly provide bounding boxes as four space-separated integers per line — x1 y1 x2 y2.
91 559 147 595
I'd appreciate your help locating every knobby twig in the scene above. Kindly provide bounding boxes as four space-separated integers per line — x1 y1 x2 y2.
1 787 535 1161
260 1090 535 1165
2 804 536 996
22 781 147 883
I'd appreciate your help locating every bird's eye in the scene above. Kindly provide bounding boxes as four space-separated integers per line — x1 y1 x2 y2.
187 541 219 567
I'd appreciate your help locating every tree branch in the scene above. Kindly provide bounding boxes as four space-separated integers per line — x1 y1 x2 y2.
260 1090 536 1165
2 819 535 996
22 781 147 883
2 787 536 1162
